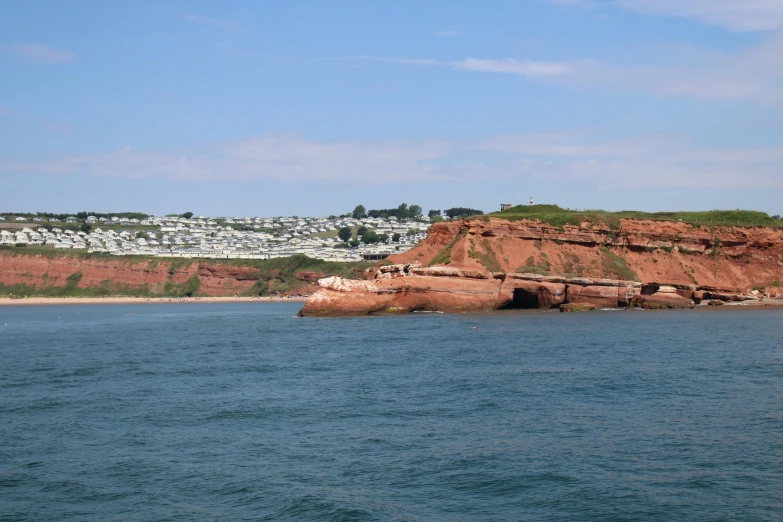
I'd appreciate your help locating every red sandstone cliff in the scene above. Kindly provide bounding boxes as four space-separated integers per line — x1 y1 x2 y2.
0 253 323 296
299 218 783 316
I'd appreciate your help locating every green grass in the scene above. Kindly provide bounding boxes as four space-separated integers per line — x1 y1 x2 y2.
491 204 782 229
429 230 466 266
516 255 551 276
468 239 503 272
600 247 640 282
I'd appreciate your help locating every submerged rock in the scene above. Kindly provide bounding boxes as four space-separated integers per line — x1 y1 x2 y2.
560 303 596 313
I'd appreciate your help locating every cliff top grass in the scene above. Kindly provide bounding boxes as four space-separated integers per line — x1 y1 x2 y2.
487 204 782 230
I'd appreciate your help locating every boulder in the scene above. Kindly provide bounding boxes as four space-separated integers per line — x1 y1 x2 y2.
566 284 620 308
632 293 695 309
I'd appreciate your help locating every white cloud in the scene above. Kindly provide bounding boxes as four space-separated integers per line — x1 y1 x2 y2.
8 43 74 64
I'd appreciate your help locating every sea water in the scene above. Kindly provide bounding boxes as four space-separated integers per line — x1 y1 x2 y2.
1 303 782 521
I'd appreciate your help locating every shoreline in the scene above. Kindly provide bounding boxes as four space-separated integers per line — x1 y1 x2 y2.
0 296 308 306
1 296 781 310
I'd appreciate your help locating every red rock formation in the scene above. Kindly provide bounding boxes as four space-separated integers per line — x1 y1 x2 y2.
0 253 320 296
300 217 783 316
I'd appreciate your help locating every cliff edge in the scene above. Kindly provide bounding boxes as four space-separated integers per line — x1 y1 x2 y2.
299 217 783 316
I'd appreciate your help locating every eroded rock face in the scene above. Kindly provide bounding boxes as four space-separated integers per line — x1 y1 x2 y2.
300 214 783 316
298 267 646 316
539 282 567 309
388 217 783 292
299 273 502 317
0 253 266 295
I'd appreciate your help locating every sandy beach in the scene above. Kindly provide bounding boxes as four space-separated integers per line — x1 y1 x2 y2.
0 296 308 306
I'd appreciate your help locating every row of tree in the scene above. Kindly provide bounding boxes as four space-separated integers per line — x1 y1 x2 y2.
351 204 483 221
352 203 423 220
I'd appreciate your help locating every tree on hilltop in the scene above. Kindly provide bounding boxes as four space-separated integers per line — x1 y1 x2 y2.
445 207 483 219
352 205 367 219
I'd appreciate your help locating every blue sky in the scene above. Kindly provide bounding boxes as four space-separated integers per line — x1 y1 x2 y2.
1 0 782 216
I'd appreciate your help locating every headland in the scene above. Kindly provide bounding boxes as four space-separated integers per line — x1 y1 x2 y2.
299 207 783 316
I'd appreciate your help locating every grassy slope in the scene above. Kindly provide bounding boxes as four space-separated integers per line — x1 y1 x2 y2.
488 205 781 229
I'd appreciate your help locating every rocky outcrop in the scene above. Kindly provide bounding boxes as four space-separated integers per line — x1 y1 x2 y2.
298 266 647 316
300 216 783 316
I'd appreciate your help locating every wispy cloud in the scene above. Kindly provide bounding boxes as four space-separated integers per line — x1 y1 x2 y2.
346 27 783 102
2 132 782 190
475 132 783 188
0 105 76 135
0 135 453 183
7 43 75 64
547 0 783 32
455 58 581 76
340 56 580 78
617 0 783 32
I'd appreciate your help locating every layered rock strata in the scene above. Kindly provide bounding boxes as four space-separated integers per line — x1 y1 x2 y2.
300 262 709 316
300 216 783 316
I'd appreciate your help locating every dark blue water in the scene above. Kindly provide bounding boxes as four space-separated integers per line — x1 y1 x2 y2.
1 303 782 521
